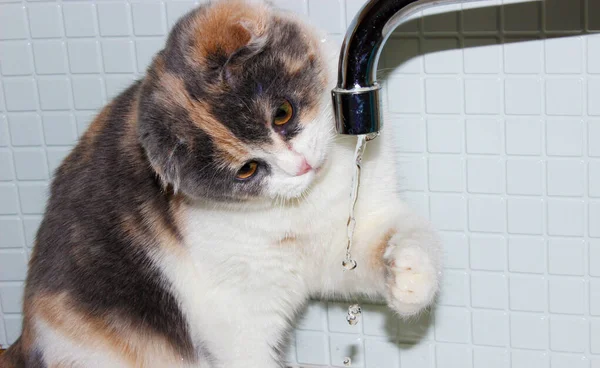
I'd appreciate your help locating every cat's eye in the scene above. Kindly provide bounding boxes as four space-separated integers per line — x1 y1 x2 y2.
273 100 293 126
236 161 258 180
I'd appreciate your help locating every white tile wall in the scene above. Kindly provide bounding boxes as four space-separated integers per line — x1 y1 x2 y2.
0 0 599 367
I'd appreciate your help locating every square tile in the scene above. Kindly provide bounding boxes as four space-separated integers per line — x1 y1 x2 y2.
510 313 548 350
423 38 461 74
589 162 600 198
97 2 131 36
423 5 459 33
591 202 600 238
462 3 499 32
547 199 585 236
463 38 500 74
4 315 23 344
505 119 542 156
589 35 600 74
42 113 77 146
295 331 329 365
398 311 432 344
8 113 42 146
382 38 421 75
428 157 464 193
507 198 543 235
591 279 600 316
471 272 507 310
0 283 24 313
503 0 541 32
361 304 398 337
399 343 433 368
434 306 470 343
511 351 549 368
441 232 468 269
22 216 41 247
548 238 585 276
549 278 585 315
0 184 19 215
590 240 600 277
506 159 543 196
473 348 509 368
509 275 546 312
425 78 461 114
0 217 24 248
590 1 600 31
0 4 27 40
470 235 505 271
592 319 600 354
547 160 585 197
505 79 542 115
32 40 67 75
308 0 342 34
509 237 546 274
467 158 504 194
439 270 469 307
465 78 501 115
389 117 425 153
545 37 583 74
387 76 422 114
75 111 96 136
62 2 96 37
546 119 584 156
3 78 37 111
166 2 198 29
426 118 462 153
468 197 505 233
590 79 600 116
429 195 466 231
18 182 48 214
472 310 508 347
435 344 472 368
71 77 104 110
67 40 101 74
466 119 502 154
546 79 583 116
101 39 135 73
0 249 27 281
0 116 9 147
28 3 63 38
105 76 136 101
37 77 71 111
329 335 363 367
504 38 542 74
327 302 361 334
0 41 33 76
135 38 165 73
131 2 167 36
550 316 587 353
46 147 71 174
397 156 426 191
0 150 14 181
364 340 400 368
297 301 325 331
545 0 583 32
550 354 589 368
13 149 48 180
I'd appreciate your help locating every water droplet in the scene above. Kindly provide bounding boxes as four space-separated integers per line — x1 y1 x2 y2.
346 303 362 325
342 259 357 271
343 357 352 366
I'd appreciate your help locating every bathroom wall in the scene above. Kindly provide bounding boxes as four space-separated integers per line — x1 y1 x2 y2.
0 0 599 367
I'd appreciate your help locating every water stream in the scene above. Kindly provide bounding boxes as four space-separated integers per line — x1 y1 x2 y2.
342 133 378 366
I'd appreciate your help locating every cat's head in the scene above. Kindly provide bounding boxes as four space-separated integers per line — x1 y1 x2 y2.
138 0 335 203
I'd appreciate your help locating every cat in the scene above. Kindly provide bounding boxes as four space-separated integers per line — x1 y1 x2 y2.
0 0 442 367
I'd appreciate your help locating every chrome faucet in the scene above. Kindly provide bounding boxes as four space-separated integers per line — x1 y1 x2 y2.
332 0 485 135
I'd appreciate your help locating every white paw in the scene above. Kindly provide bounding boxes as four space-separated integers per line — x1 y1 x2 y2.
384 237 440 317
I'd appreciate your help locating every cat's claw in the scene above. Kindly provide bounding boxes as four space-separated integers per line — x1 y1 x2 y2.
383 235 439 317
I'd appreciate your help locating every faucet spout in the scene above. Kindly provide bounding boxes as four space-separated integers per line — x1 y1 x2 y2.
332 0 485 135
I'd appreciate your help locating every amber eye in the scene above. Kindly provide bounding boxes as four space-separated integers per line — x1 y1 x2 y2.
236 161 258 180
273 100 293 126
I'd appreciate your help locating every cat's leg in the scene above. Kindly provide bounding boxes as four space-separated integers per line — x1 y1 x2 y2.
313 200 442 318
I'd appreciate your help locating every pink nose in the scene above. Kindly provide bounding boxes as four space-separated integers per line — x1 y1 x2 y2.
296 158 312 176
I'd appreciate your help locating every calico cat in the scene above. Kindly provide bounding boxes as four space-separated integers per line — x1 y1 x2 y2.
0 0 442 367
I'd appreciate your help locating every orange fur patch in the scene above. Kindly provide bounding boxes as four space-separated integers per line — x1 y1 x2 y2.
31 292 187 367
370 229 396 271
189 0 269 65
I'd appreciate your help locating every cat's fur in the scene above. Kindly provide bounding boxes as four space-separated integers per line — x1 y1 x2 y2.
1 1 442 367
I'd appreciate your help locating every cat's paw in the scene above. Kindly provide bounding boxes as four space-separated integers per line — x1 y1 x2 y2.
383 235 440 317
